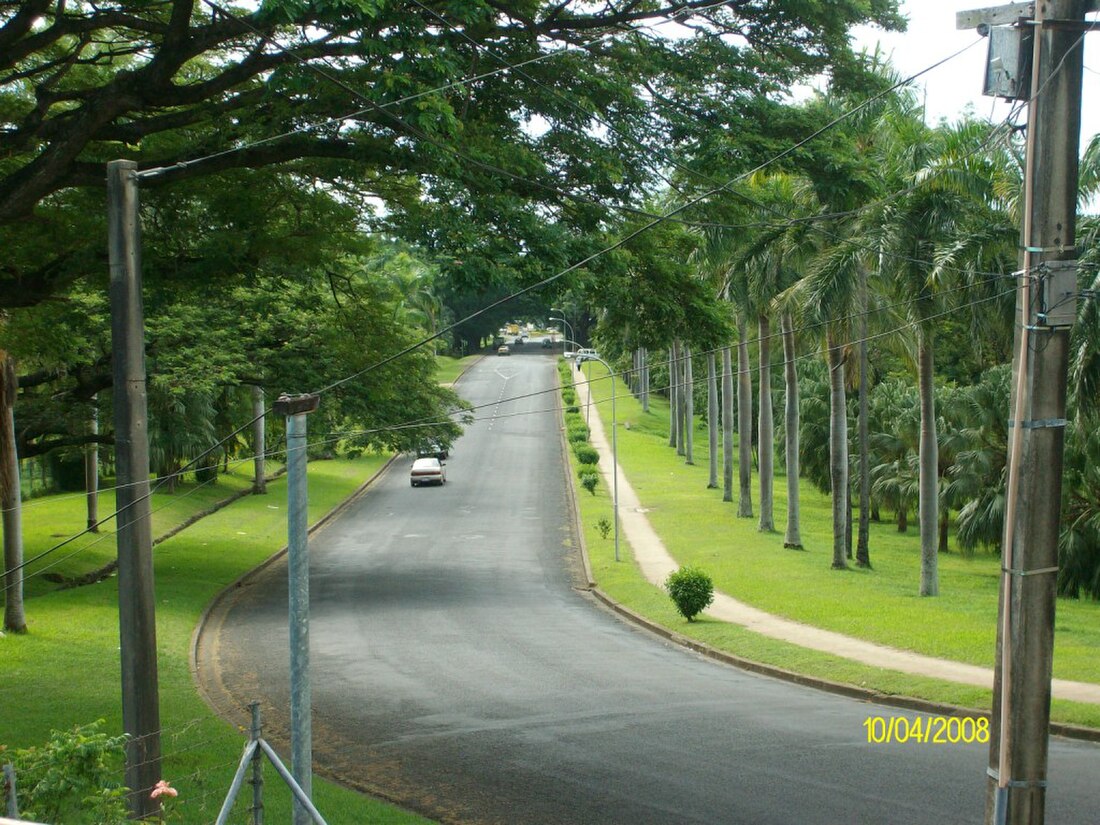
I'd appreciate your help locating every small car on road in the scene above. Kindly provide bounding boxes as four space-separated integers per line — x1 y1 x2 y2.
410 457 446 487
497 345 511 356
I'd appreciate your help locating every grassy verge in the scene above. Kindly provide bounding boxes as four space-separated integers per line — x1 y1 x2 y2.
3 456 433 824
433 353 481 384
563 360 1100 730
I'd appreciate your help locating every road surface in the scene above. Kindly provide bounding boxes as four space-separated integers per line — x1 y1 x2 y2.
197 346 1099 824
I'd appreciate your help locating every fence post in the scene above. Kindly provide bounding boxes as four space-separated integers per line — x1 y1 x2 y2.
4 762 17 818
249 702 264 825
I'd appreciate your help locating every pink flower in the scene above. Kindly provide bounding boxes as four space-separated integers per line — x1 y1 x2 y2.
150 779 178 799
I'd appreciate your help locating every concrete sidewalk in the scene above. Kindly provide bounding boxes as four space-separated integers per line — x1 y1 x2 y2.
573 370 1100 706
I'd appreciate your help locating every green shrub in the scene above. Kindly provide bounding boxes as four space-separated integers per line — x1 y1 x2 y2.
573 443 599 465
665 566 715 622
596 516 612 539
567 425 589 443
565 405 580 414
11 720 130 824
579 471 599 495
561 389 576 405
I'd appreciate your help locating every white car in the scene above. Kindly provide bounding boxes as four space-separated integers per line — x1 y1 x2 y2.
410 457 446 487
575 348 599 364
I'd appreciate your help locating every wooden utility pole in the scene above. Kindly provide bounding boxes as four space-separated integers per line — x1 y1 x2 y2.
107 159 162 820
958 3 1088 823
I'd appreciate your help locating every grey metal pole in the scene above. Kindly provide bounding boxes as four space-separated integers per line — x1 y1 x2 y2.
608 362 619 563
252 386 266 495
276 393 319 825
107 158 161 820
249 702 264 825
85 396 99 531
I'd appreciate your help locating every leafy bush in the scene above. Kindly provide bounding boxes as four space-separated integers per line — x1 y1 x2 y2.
567 425 589 443
596 516 612 539
561 389 576 405
573 444 599 465
10 720 130 824
665 566 715 622
579 471 599 495
566 405 580 414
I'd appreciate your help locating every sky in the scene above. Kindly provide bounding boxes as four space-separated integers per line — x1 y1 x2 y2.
851 0 1099 148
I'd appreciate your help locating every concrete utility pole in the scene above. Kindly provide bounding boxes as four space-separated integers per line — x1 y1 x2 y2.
274 392 320 825
959 3 1090 823
107 158 161 819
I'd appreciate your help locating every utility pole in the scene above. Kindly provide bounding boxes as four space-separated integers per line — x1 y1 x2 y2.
85 395 99 531
960 3 1090 823
252 386 266 494
107 158 161 819
273 392 320 825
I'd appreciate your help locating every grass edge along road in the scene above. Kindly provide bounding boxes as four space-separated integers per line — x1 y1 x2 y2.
2 456 434 825
560 359 1100 731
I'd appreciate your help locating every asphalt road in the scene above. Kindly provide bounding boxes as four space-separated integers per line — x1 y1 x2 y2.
200 346 1100 824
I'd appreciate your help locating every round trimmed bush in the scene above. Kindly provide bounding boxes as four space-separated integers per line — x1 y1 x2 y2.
664 566 715 622
579 470 599 495
567 424 589 443
573 443 599 465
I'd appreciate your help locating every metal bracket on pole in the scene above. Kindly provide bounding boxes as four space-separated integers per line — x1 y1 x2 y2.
273 393 320 416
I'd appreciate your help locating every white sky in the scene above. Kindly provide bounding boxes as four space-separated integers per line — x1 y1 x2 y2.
851 0 1099 148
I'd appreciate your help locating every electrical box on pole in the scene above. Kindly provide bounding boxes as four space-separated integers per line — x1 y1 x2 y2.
984 23 1034 98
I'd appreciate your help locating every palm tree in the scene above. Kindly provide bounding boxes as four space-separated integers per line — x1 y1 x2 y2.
870 112 1015 595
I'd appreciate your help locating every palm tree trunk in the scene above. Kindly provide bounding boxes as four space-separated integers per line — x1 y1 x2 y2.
722 346 734 503
857 275 871 567
737 319 754 518
668 345 678 449
252 385 266 494
758 314 774 531
85 396 99 531
684 346 694 465
827 332 849 570
781 313 802 548
898 508 908 532
707 351 718 489
917 330 939 596
2 353 26 633
939 507 950 554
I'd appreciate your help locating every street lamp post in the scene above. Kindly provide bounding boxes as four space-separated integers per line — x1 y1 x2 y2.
556 331 620 564
548 314 573 350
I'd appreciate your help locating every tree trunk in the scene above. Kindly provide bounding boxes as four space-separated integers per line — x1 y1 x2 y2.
684 346 694 465
252 385 266 494
85 396 99 532
781 313 802 548
856 279 871 567
846 483 853 559
641 347 650 413
827 332 848 570
668 345 678 449
917 331 939 596
898 508 908 532
737 319 753 518
707 351 718 489
1 353 26 633
721 346 734 503
758 314 774 532
676 340 686 457
872 504 881 522
939 507 949 554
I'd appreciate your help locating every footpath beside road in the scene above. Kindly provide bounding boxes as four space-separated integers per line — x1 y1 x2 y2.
573 372 1100 707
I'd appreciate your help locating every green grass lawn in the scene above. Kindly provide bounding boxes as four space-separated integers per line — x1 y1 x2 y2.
433 353 481 384
3 456 433 825
567 360 1100 729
